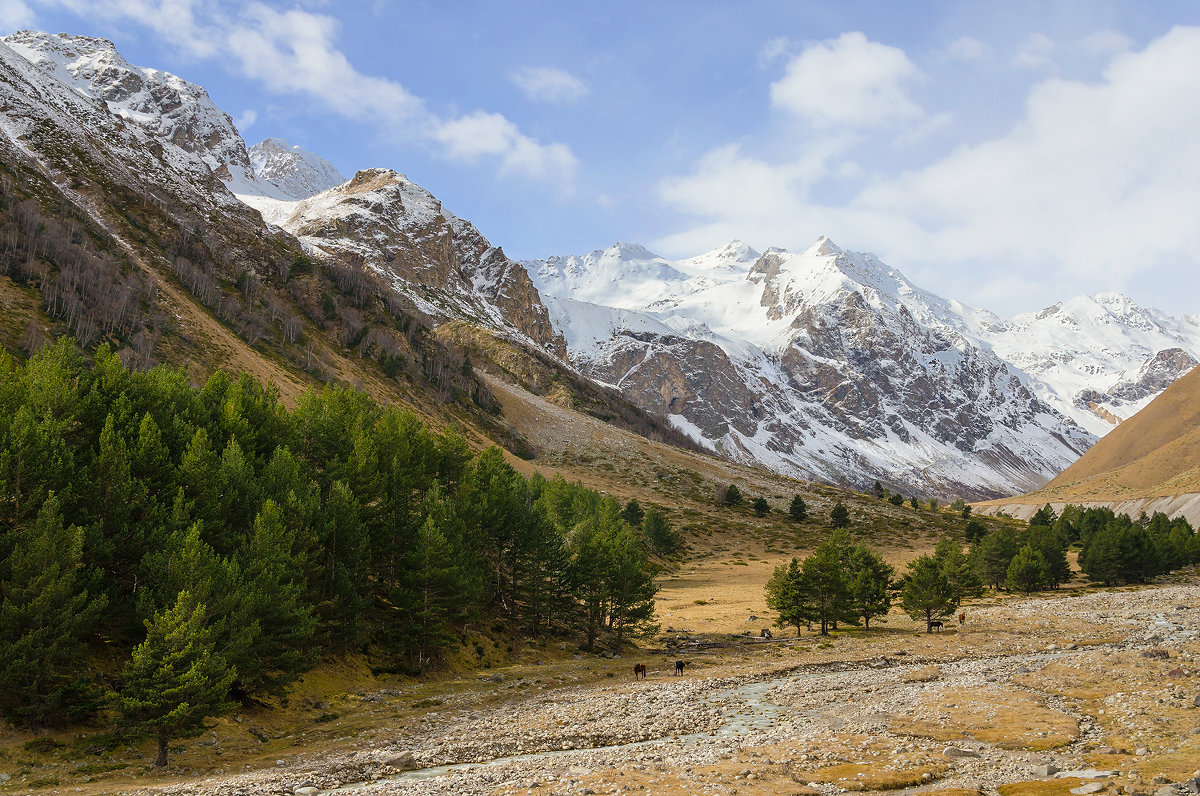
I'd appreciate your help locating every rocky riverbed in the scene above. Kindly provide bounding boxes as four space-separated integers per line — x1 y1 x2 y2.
115 582 1200 796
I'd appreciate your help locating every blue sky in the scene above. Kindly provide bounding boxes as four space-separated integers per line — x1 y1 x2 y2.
5 1 1200 317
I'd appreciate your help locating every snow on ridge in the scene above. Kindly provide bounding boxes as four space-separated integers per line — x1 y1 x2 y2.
248 137 346 200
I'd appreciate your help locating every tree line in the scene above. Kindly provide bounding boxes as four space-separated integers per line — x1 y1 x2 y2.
0 340 672 763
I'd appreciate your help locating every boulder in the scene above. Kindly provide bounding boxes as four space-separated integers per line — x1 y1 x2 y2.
384 750 418 770
944 746 982 758
1034 764 1061 777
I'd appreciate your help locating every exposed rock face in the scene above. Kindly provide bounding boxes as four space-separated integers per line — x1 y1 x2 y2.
245 169 565 357
1109 348 1199 402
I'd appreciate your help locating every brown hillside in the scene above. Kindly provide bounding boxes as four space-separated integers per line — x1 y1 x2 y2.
977 363 1200 509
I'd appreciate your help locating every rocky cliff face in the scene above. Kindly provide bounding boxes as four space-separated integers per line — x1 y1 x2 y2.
241 170 565 357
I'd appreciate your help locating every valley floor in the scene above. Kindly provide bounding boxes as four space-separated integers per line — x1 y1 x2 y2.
107 578 1200 796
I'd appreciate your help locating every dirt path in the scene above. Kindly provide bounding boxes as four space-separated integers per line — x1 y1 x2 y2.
121 579 1200 796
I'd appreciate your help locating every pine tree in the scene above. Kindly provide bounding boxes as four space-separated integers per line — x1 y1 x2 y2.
972 528 1019 589
231 500 318 699
1006 544 1048 593
723 484 742 507
642 507 683 556
0 494 107 727
846 545 893 629
766 558 806 635
900 555 958 633
117 590 235 767
621 499 644 527
752 497 770 517
830 501 850 528
788 495 808 522
935 536 983 602
603 523 658 649
797 540 851 635
872 480 885 499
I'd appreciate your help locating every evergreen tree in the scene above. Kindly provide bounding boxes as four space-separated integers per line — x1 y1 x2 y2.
934 536 983 602
603 522 658 649
1006 544 1048 593
642 507 683 556
888 493 904 506
117 590 235 767
846 545 893 629
929 498 939 512
788 495 808 522
723 484 743 507
0 494 107 727
972 528 1019 589
231 500 318 699
621 499 644 527
765 558 806 635
964 518 988 544
830 501 850 528
752 497 770 517
900 555 958 633
909 497 919 510
404 516 468 670
797 539 851 635
1029 503 1057 528
872 480 885 499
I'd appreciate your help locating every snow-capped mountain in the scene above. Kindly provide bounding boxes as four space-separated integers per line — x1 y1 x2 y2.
248 137 346 200
2 30 288 200
239 170 563 355
957 294 1200 436
524 238 1198 499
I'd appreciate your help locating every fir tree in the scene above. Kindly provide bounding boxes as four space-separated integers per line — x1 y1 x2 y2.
846 545 893 629
830 501 850 528
117 590 235 767
766 558 806 635
752 497 770 517
642 507 683 556
0 494 107 727
788 495 808 522
972 528 1019 589
1006 544 1048 593
900 555 958 633
621 499 644 527
723 484 742 507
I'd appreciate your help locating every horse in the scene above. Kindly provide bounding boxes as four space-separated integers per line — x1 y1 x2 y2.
633 663 647 680
929 620 944 633
759 628 773 639
674 660 687 675
958 612 966 625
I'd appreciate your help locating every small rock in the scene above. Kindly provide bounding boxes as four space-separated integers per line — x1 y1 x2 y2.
1142 649 1170 660
1072 784 1105 795
1137 748 1150 756
1034 764 1061 777
1193 695 1200 708
0 774 9 784
944 746 981 758
1155 787 1177 796
1168 668 1185 678
489 673 504 682
293 788 319 796
1097 746 1123 755
275 759 287 767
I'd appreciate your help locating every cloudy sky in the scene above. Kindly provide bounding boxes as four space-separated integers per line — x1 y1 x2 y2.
5 1 1200 317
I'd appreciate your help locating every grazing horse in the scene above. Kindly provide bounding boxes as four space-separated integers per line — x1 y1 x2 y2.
928 620 944 633
633 663 647 680
674 660 687 675
760 628 773 639
959 612 966 625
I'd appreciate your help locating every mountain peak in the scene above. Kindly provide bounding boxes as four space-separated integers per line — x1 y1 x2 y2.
248 137 345 200
803 235 843 257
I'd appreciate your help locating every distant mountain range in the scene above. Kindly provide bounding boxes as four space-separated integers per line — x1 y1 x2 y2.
3 30 1198 500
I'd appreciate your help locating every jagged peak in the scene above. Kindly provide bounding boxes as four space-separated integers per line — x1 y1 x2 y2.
604 241 663 260
802 235 843 257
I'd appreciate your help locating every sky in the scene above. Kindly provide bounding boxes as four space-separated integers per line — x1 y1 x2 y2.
4 1 1200 317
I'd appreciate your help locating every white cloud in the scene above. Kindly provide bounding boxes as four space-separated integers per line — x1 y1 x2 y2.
658 27 1200 314
234 109 257 130
1013 32 1055 70
508 65 588 104
29 0 576 187
769 31 924 129
433 110 577 184
0 0 35 30
1079 29 1133 57
944 35 987 62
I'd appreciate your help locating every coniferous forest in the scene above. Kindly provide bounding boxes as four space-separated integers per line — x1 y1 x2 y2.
0 339 662 761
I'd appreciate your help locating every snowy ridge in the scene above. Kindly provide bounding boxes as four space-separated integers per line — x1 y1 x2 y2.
524 238 1198 499
2 30 287 200
249 137 346 200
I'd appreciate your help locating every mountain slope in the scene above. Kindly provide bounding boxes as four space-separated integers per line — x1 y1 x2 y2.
526 238 1095 500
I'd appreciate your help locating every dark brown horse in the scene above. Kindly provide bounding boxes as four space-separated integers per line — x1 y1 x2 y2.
928 620 944 632
633 663 647 680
